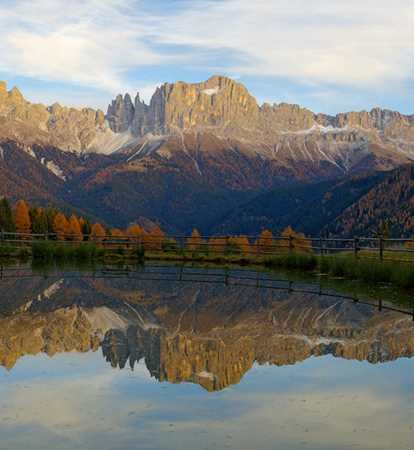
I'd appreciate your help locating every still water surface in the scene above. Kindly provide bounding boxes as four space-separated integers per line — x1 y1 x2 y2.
0 265 413 450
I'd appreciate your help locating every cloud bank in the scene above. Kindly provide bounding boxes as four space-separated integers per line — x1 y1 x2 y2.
0 0 413 109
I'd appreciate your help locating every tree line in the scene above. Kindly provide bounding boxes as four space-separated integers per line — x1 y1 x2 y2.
0 198 312 254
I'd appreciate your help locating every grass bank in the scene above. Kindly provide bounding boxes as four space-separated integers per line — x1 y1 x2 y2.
30 241 145 263
145 250 414 289
263 253 414 289
2 242 414 290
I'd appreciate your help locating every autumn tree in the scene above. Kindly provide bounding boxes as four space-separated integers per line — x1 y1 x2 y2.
126 224 144 244
143 226 165 251
15 200 31 236
53 213 69 240
91 223 106 243
255 229 274 254
281 226 312 253
228 236 251 254
68 215 83 242
208 236 226 254
0 197 15 232
187 229 203 252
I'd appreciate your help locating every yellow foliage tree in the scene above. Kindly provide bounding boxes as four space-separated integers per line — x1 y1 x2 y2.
143 226 165 251
187 229 203 252
91 223 106 243
53 213 69 241
229 235 251 254
15 200 31 236
68 215 83 242
126 224 144 244
208 236 227 254
281 226 312 253
255 229 274 254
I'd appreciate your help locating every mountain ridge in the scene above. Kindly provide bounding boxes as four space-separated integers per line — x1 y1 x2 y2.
1 76 414 235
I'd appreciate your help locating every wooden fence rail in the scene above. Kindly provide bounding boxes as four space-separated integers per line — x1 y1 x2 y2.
1 231 414 262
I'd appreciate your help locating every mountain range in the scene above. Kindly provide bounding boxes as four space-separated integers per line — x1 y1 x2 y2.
1 76 413 236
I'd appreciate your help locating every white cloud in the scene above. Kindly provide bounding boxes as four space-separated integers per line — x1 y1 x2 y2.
0 0 162 93
156 0 414 87
0 0 414 107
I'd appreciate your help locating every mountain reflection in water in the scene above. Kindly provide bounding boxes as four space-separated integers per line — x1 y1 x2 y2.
1 267 414 391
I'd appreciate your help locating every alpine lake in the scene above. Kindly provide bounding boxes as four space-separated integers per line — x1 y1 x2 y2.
0 262 414 450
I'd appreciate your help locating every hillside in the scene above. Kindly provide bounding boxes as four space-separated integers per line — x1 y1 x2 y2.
1 76 414 234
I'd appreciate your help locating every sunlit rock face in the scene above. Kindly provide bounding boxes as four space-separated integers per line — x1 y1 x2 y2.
1 273 413 391
2 76 414 236
0 81 107 153
105 75 414 176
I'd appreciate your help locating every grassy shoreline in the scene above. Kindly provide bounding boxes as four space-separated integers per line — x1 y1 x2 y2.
146 250 414 289
1 241 414 289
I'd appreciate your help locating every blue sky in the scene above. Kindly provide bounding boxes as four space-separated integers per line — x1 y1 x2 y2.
0 0 413 115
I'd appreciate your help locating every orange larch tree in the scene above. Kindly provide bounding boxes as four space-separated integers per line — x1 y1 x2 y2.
255 229 274 254
187 229 203 252
90 223 106 243
53 213 69 241
281 226 312 253
143 226 165 251
14 200 31 236
229 235 251 254
208 236 227 254
126 224 144 244
68 215 83 242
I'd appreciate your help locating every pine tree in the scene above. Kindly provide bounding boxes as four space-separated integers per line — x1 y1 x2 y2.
30 207 48 235
53 213 69 240
14 200 31 235
80 218 92 239
45 207 58 233
0 197 15 232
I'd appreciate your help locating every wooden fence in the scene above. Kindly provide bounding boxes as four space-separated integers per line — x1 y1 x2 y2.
1 231 414 262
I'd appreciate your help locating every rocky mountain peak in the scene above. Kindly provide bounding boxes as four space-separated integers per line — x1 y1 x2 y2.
0 81 109 153
9 86 24 103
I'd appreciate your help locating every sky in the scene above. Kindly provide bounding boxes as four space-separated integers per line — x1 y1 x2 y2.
0 0 414 115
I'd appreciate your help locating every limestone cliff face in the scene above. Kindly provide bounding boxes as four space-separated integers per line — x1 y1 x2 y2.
106 75 414 174
0 81 107 152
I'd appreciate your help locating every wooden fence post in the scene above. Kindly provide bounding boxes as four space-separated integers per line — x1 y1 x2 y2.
353 237 359 259
379 237 384 261
289 235 293 254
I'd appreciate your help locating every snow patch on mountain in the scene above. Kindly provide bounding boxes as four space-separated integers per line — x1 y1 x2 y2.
202 87 220 96
286 124 351 135
40 157 66 181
